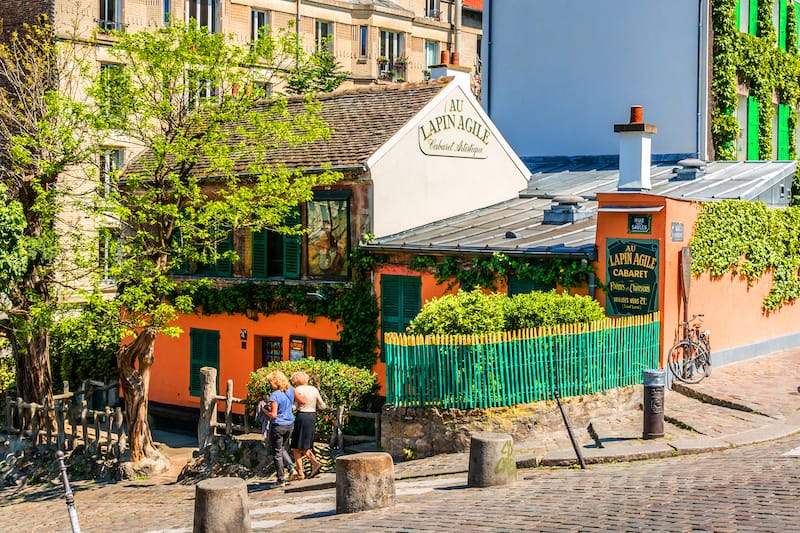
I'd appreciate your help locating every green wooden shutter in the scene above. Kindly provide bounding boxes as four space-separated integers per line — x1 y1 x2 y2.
251 229 268 279
380 276 402 334
780 0 788 50
401 278 422 331
747 96 760 160
189 329 219 396
215 229 233 276
796 2 800 49
736 0 742 30
172 229 189 275
749 0 758 35
282 207 301 279
778 103 791 159
508 277 535 296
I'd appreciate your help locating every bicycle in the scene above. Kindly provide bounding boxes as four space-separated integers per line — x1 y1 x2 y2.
667 314 712 384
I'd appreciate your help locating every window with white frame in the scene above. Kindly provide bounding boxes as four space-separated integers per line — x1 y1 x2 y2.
186 0 219 33
424 40 440 70
315 20 333 51
251 10 269 41
425 0 441 20
380 30 404 70
99 0 123 31
359 25 368 57
187 71 218 109
100 148 123 197
98 226 121 282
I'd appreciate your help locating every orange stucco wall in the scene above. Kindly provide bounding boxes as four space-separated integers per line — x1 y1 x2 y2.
150 312 342 410
595 192 800 367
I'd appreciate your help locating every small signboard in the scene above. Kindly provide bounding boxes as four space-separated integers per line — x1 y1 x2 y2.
606 238 659 316
628 214 652 234
289 335 306 361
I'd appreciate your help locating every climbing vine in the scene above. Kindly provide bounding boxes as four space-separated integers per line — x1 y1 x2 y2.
711 0 800 164
690 199 800 310
177 246 380 370
409 252 594 292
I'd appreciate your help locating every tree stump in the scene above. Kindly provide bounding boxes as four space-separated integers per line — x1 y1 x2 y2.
193 477 251 533
336 452 395 514
467 432 516 488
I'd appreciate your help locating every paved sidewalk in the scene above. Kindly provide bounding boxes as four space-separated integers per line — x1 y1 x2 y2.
287 347 800 490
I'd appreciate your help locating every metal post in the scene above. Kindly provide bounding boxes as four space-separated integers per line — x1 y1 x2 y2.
56 450 81 533
642 369 665 439
553 389 587 469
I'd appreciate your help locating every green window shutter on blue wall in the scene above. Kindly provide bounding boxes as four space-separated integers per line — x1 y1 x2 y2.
747 96 760 160
778 103 791 159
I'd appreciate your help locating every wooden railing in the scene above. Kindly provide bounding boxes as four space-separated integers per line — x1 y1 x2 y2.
197 367 380 450
2 380 127 456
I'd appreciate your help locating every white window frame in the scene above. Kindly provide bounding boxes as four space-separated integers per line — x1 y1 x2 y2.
186 0 219 33
99 0 123 31
426 0 441 20
251 10 269 41
315 20 334 51
100 148 123 197
359 25 368 57
424 40 440 70
379 30 404 70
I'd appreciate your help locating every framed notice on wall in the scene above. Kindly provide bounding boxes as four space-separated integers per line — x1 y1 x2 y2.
289 335 306 361
605 238 659 316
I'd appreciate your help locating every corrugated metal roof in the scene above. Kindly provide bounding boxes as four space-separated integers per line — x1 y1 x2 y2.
522 160 797 203
366 158 796 260
366 196 598 259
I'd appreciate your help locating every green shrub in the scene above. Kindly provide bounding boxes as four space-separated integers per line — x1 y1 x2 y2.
50 294 123 390
504 291 607 330
0 353 14 397
406 290 507 335
247 358 379 436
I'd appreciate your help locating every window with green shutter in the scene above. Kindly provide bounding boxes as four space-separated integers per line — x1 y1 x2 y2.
196 225 233 277
380 275 422 358
189 328 220 396
251 206 302 279
749 0 758 35
780 0 788 51
737 0 758 34
747 96 760 160
778 103 791 159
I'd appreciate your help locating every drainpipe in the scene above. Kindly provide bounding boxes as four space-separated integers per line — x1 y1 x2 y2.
696 0 710 160
454 0 463 55
296 0 302 69
483 0 492 112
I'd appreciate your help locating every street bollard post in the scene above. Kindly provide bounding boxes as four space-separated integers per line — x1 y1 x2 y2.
642 369 665 439
56 450 81 533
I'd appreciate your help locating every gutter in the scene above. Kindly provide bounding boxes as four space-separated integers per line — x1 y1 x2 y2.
361 243 597 261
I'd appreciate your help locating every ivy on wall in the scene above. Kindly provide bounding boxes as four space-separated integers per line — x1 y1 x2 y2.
408 252 594 291
712 0 800 162
176 247 380 370
690 199 800 310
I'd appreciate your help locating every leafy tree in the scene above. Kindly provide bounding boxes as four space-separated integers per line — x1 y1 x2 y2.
284 36 349 94
92 22 341 467
0 19 98 405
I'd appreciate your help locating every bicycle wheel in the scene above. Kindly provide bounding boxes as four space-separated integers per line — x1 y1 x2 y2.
667 340 709 384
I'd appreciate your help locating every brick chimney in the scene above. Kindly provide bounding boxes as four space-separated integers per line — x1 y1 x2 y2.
429 50 471 87
614 106 657 191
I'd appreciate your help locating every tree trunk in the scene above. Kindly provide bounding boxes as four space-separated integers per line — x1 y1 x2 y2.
118 328 159 462
7 323 53 406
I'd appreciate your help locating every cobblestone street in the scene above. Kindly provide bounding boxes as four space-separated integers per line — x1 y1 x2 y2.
2 435 799 532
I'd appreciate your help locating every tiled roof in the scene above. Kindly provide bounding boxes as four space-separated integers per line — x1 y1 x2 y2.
126 79 451 177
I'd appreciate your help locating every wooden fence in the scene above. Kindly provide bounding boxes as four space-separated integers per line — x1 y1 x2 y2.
197 367 380 450
384 313 661 409
2 380 127 456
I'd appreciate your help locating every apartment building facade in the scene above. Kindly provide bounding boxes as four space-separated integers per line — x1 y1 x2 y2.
482 0 800 163
4 1 481 87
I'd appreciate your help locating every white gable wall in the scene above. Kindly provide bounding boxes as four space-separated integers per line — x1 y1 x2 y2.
370 83 530 237
483 0 704 159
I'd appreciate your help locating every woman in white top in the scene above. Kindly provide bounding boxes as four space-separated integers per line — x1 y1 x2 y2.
290 371 327 479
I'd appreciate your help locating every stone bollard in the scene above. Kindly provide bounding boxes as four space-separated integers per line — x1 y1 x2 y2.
467 432 516 488
193 477 251 533
336 452 395 514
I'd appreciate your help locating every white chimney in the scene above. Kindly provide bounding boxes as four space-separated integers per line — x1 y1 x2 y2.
614 105 657 191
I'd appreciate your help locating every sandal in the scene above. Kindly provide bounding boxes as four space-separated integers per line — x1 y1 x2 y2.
309 462 321 478
290 472 305 481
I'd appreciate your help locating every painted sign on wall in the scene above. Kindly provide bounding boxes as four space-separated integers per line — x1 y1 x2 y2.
605 238 659 316
418 97 491 159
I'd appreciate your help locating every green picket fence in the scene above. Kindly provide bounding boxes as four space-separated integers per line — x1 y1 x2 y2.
384 313 660 409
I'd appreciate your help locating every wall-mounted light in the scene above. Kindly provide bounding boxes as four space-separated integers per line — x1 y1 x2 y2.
240 329 248 340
